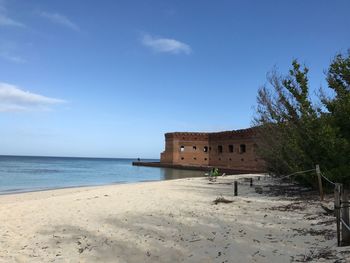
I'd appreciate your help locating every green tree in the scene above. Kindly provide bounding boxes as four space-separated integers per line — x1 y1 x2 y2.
254 61 317 176
253 53 350 186
320 51 350 185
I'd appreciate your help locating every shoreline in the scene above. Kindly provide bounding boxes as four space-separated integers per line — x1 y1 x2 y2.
0 171 263 196
133 161 266 174
0 177 177 196
0 181 131 196
0 175 348 262
0 156 207 196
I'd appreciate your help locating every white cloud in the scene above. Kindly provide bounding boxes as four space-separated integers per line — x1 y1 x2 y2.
0 14 24 27
0 82 66 112
0 41 26 64
0 0 25 28
0 52 26 63
142 34 191 55
40 11 79 31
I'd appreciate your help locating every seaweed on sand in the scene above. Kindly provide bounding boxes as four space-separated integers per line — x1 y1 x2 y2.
213 197 233 205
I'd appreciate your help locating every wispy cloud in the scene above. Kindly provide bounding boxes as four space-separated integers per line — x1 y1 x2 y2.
0 0 25 28
0 41 26 64
0 52 26 63
142 34 191 55
0 0 5 12
0 14 24 27
0 82 66 112
39 11 79 31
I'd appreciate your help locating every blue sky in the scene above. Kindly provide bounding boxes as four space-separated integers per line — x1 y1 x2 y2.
0 0 349 158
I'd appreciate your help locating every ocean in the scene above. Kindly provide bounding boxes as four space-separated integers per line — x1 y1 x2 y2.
0 155 205 194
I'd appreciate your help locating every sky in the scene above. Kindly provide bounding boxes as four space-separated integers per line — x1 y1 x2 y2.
0 0 349 158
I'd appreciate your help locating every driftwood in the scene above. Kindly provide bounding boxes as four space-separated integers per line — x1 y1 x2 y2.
320 204 334 215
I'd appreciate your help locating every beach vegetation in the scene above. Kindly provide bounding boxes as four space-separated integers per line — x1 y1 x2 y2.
253 50 350 187
208 168 220 181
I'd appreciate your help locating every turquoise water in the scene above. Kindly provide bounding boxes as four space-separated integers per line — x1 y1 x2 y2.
0 156 205 194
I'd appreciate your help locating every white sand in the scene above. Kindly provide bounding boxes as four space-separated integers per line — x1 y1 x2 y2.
0 175 348 262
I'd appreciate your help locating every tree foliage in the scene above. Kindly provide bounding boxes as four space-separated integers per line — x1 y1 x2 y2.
253 51 350 186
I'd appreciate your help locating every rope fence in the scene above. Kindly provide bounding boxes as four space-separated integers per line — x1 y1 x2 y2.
341 218 350 232
259 165 350 246
316 169 350 246
317 169 350 247
225 164 349 246
272 168 316 181
320 172 336 186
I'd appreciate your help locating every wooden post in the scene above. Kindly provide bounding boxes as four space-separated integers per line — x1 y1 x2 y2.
234 181 238 196
335 183 341 246
250 178 253 187
316 164 324 201
341 188 350 245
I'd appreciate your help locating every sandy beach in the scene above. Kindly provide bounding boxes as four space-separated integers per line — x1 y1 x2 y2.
0 175 349 263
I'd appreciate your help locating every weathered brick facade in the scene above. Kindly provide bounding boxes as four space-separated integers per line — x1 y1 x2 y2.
160 128 265 172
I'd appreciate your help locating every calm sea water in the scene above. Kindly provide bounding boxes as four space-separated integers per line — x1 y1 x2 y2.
0 156 205 194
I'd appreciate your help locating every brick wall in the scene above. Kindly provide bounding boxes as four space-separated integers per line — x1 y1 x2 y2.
160 128 265 172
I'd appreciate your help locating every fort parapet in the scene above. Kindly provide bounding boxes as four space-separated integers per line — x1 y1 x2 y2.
134 127 265 173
